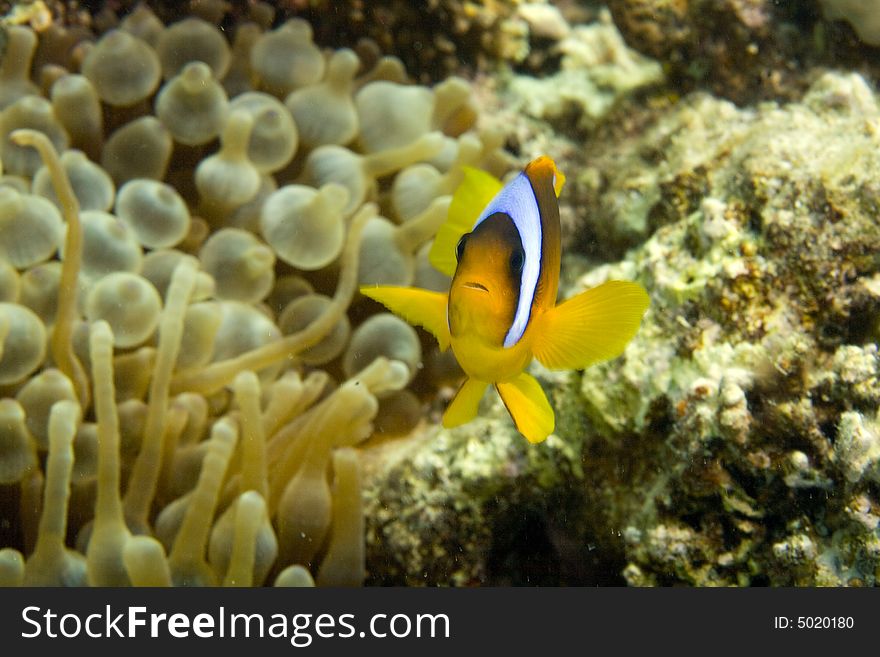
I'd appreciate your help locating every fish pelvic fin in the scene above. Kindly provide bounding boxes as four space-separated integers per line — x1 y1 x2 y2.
532 280 649 371
495 372 554 444
360 285 451 351
428 166 502 276
443 378 488 428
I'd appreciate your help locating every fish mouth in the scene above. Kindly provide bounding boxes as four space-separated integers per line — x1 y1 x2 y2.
463 281 489 293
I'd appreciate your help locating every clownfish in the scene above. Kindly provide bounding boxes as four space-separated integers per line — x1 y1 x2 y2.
361 156 649 443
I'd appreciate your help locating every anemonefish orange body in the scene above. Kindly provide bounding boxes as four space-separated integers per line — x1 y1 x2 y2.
361 156 649 443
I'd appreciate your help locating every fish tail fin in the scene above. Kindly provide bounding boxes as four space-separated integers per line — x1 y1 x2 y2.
532 280 649 371
428 166 502 276
360 285 451 351
442 377 489 428
495 372 554 443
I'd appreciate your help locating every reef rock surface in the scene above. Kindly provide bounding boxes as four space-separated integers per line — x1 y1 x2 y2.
365 70 880 586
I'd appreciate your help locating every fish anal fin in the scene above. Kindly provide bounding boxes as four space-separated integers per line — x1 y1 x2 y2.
360 285 451 351
443 378 488 428
428 166 502 276
532 280 649 371
495 372 554 444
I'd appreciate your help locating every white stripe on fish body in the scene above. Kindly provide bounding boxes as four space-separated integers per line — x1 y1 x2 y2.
473 171 542 348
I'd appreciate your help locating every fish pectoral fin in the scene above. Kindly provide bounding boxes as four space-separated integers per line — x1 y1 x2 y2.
360 285 451 351
443 378 488 428
495 373 554 444
532 280 649 371
428 166 503 277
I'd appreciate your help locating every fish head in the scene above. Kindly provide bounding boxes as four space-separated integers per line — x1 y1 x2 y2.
448 212 525 346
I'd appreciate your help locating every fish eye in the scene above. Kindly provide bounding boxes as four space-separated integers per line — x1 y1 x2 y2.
456 235 468 261
509 248 524 274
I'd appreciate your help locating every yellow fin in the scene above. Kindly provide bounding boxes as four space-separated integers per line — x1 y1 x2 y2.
495 372 554 443
442 378 488 428
428 166 502 276
360 285 450 351
532 280 649 371
526 156 565 197
553 168 565 197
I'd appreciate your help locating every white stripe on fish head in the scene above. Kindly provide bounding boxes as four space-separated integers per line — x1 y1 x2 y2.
473 172 542 348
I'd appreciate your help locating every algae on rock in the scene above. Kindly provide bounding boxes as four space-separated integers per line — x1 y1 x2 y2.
575 71 880 586
363 71 880 586
504 10 663 134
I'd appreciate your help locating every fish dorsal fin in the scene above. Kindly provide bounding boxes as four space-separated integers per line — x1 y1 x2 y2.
525 156 566 198
428 165 502 276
